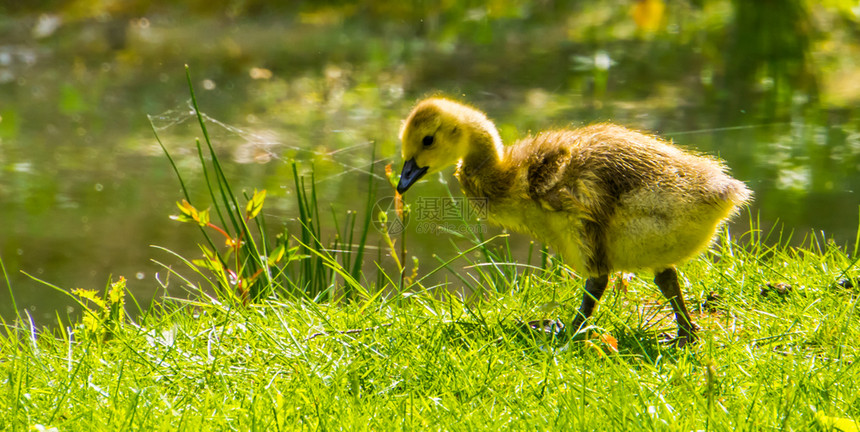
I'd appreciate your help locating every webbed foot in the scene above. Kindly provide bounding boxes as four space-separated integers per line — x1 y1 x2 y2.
659 324 699 348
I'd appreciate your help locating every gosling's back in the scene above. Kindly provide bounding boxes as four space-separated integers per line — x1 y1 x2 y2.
459 123 751 276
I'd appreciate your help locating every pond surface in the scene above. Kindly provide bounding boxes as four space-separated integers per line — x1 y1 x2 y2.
2 2 859 323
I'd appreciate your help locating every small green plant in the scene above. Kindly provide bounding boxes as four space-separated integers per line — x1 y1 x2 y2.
152 67 376 304
169 192 305 304
71 276 127 341
380 163 415 289
289 162 376 301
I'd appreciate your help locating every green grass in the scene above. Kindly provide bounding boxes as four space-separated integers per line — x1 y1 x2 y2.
2 72 859 431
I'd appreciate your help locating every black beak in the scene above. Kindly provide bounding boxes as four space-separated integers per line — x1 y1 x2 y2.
396 158 429 194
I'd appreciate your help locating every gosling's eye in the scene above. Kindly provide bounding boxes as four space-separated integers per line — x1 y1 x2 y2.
422 135 434 147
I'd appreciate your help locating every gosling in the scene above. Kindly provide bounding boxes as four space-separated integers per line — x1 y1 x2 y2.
396 97 751 346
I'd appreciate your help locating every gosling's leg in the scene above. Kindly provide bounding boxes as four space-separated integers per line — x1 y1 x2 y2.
654 267 697 346
570 275 609 332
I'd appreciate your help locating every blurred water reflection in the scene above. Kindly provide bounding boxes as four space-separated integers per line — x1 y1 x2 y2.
1 1 858 323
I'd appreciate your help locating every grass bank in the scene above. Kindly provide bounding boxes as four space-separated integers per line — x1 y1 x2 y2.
2 228 859 430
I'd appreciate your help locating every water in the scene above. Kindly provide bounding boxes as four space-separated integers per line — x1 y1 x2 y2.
1 3 858 323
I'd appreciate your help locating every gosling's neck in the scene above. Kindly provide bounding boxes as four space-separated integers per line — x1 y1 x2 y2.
456 107 505 172
455 111 511 199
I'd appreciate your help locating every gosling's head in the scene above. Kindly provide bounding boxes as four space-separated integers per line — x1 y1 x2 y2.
396 98 473 194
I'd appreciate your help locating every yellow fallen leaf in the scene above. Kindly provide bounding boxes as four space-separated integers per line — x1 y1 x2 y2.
599 333 619 353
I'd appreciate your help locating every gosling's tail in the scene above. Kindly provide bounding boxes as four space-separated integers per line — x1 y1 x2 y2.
710 177 752 219
719 178 753 206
